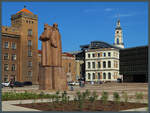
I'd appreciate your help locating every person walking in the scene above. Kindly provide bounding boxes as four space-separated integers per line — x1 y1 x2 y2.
9 79 14 89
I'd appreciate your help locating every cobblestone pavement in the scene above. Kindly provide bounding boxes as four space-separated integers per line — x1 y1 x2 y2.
2 83 148 111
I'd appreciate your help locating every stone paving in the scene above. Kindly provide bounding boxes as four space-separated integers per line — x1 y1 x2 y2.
2 83 148 111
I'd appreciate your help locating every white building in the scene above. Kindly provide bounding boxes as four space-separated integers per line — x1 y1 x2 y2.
80 19 124 83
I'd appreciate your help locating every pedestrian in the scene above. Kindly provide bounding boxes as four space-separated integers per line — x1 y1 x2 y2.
9 79 14 89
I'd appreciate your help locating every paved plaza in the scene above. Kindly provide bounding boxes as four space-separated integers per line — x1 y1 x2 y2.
2 83 148 111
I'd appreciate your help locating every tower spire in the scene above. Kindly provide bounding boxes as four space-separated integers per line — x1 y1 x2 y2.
114 18 124 48
24 5 26 8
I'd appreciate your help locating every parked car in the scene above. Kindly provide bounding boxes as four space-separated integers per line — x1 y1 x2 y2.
68 82 75 86
13 81 24 87
1 81 10 87
23 81 32 86
74 81 79 86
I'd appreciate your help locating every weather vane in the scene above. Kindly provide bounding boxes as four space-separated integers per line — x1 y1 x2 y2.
24 5 26 8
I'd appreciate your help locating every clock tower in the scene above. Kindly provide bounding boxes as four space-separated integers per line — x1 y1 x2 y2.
114 19 124 48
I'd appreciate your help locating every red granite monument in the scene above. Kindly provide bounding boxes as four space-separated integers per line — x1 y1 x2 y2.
39 23 68 90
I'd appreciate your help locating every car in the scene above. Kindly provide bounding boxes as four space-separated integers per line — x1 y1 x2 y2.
13 81 24 87
68 82 75 86
23 81 32 86
1 81 10 87
74 82 79 85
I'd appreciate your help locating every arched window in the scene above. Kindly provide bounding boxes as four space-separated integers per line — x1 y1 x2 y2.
88 62 91 68
98 73 100 79
93 73 95 79
103 61 106 68
117 38 119 44
108 61 111 68
88 73 91 79
98 62 101 68
103 73 106 79
108 73 111 79
92 62 95 68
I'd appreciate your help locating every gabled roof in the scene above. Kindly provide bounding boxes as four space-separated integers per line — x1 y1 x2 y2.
17 8 33 14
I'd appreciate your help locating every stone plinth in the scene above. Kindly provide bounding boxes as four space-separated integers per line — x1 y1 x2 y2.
39 66 68 90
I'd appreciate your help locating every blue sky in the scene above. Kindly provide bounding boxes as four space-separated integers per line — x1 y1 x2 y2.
2 2 148 52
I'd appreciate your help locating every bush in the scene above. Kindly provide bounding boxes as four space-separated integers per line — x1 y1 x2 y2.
121 91 128 103
135 92 144 103
113 92 120 104
100 91 108 104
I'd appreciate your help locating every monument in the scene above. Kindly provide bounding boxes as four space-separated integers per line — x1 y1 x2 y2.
39 23 68 90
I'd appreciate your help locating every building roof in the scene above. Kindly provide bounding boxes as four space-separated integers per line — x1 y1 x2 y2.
80 41 121 50
17 8 33 14
62 52 74 57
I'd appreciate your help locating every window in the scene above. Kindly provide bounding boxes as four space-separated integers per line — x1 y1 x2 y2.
88 54 90 58
98 73 100 79
92 62 95 68
103 61 106 68
117 38 119 44
12 42 16 50
28 50 32 57
28 71 32 77
28 29 32 36
4 42 9 49
108 52 111 57
4 53 9 60
4 64 9 71
28 40 32 47
92 53 95 58
98 62 101 68
12 64 16 71
88 73 91 79
117 31 119 33
69 63 71 72
108 61 111 68
108 73 111 79
116 61 118 68
88 62 91 68
98 53 100 57
103 73 106 79
12 54 16 60
93 73 95 79
4 75 8 82
28 61 32 67
103 53 106 57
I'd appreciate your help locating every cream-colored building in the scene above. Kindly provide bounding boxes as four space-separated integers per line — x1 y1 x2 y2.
81 19 124 83
85 47 120 82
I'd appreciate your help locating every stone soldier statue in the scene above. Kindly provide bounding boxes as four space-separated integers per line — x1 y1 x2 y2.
39 23 67 90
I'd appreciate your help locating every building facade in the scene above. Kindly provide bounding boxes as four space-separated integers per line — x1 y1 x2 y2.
81 41 120 83
38 51 77 82
62 52 76 82
120 46 148 82
2 8 38 84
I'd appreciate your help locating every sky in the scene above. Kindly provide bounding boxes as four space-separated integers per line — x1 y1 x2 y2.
2 2 148 52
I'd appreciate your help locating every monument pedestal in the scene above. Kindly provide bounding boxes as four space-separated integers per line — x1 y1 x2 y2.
39 66 68 90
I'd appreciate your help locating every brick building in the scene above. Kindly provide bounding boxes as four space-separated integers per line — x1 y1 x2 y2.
38 51 77 82
2 7 38 84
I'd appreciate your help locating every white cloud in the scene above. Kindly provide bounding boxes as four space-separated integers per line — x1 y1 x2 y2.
114 13 135 18
83 9 97 13
104 8 113 12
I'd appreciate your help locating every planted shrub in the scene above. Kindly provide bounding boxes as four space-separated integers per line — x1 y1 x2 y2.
100 91 108 104
113 92 120 104
76 91 84 110
121 91 128 103
135 92 144 103
55 91 60 103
